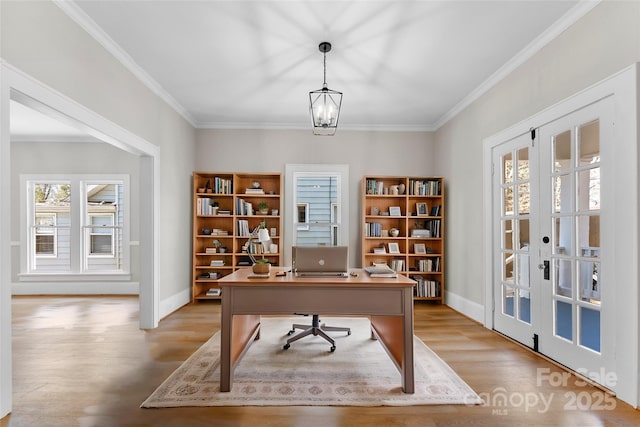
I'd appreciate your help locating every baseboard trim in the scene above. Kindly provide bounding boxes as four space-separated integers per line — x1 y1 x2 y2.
12 282 139 295
444 290 485 324
160 288 191 320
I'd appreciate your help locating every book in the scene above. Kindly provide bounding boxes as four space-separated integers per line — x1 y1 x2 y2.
206 288 221 297
364 263 398 278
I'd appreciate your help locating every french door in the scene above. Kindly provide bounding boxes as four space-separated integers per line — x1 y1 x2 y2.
492 98 614 387
536 99 614 376
492 132 540 347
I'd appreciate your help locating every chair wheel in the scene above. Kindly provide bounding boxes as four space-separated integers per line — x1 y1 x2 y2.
283 343 290 350
330 345 336 352
347 331 351 335
287 330 295 336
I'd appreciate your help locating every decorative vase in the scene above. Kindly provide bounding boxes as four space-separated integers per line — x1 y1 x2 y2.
398 183 406 195
390 228 400 237
252 263 270 274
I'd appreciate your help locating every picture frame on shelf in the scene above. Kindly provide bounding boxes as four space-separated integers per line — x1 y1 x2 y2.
388 242 400 254
414 243 426 254
416 203 428 216
389 206 402 216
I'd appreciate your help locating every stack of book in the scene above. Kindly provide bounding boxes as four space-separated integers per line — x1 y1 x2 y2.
364 263 398 278
206 288 221 297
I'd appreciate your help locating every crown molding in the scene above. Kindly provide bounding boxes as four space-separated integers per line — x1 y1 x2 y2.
54 0 197 127
196 121 436 133
433 0 601 130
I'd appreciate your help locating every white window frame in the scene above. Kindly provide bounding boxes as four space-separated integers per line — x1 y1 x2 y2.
20 174 130 280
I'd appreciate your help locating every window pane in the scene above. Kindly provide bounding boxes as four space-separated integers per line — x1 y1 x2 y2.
518 219 529 249
517 252 530 288
556 300 573 341
518 183 530 214
553 130 571 172
503 285 514 317
85 182 123 271
518 289 531 324
577 215 599 251
295 176 339 246
517 147 529 180
503 186 513 215
503 152 513 184
580 306 600 352
579 260 600 303
91 234 113 254
578 168 600 211
502 220 513 251
578 120 600 166
553 216 572 256
35 214 56 255
32 183 70 271
35 235 55 255
503 252 514 283
553 174 571 213
555 259 573 297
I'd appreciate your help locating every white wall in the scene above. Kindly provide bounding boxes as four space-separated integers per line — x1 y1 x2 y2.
0 0 196 302
433 0 640 307
196 129 435 267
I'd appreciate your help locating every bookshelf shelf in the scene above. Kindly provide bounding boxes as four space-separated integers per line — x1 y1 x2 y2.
362 176 445 303
192 172 282 302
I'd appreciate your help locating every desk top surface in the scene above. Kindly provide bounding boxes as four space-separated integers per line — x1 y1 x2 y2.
219 267 415 287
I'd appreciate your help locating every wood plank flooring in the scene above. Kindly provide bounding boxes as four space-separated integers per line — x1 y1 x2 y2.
2 296 639 426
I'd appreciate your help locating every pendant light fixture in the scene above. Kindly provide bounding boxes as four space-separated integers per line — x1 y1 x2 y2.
309 42 342 136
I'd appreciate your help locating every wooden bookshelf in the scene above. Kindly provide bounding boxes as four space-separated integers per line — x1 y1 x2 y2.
362 176 444 302
192 172 282 302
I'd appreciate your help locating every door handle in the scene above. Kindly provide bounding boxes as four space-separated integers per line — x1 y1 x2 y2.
538 260 550 280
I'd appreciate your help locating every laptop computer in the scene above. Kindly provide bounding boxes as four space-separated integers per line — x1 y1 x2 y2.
292 246 349 277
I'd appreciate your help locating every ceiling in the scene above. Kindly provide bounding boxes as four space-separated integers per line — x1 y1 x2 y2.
13 0 592 137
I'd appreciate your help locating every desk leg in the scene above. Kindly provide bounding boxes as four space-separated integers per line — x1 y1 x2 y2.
401 287 415 394
220 290 232 392
369 288 415 393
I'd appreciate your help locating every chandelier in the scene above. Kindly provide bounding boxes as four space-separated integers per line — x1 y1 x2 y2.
309 42 342 136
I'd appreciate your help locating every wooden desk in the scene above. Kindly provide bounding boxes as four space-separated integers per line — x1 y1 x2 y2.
218 267 416 393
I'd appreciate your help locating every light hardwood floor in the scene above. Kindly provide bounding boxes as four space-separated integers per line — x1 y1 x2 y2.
3 296 639 427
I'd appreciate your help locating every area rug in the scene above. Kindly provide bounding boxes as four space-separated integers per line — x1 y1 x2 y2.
141 317 483 407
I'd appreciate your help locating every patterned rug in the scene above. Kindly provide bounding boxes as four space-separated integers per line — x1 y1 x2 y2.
141 317 483 407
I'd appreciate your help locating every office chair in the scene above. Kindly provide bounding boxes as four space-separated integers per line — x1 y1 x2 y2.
283 314 351 352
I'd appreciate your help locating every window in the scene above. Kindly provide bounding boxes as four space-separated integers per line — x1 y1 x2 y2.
35 213 57 256
88 213 115 256
22 175 129 276
296 203 309 230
